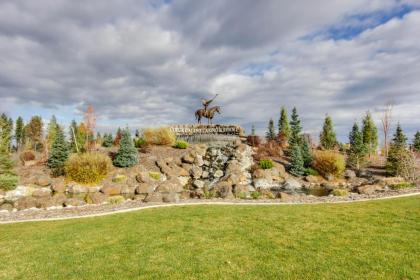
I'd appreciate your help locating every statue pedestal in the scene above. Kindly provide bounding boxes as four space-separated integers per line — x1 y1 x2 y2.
169 124 245 143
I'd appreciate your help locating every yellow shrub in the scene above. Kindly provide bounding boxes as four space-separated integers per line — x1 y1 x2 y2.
312 150 345 178
143 127 176 146
65 152 112 185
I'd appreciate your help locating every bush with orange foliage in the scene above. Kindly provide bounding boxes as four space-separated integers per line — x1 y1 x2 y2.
19 150 35 162
247 135 261 147
253 140 283 161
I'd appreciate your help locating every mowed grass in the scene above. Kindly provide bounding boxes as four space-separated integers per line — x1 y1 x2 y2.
0 197 419 280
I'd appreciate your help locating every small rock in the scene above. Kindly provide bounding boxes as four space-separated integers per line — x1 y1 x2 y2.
182 153 195 164
136 183 157 194
343 169 357 179
85 192 108 204
283 178 303 191
193 180 205 189
34 175 51 187
162 192 180 203
357 184 383 195
190 165 203 179
0 203 13 211
144 192 163 202
214 170 224 178
14 196 37 210
101 184 122 195
32 187 52 198
51 179 66 193
194 155 204 167
65 198 86 207
66 184 88 194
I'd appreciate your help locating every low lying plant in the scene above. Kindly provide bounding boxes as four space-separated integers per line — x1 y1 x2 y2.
174 140 188 149
389 182 415 190
20 150 35 162
331 189 349 196
0 174 18 191
259 159 274 170
143 127 176 146
65 152 112 185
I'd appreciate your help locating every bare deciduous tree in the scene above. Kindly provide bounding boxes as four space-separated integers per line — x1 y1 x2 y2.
380 103 393 158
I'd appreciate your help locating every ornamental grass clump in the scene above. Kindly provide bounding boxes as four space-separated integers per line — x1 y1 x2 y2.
65 152 111 185
312 150 345 179
143 127 176 146
174 140 188 149
259 159 274 169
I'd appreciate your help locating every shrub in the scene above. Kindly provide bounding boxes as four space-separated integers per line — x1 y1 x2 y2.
389 182 415 190
107 195 125 204
254 141 283 161
112 174 127 183
134 138 147 148
331 189 349 196
259 159 274 169
251 191 261 200
47 127 69 177
237 192 248 199
113 129 139 168
312 150 345 178
0 174 18 191
174 140 188 149
203 190 215 199
247 135 261 147
305 167 319 176
143 127 176 146
65 152 112 185
20 151 35 162
288 144 305 176
148 172 161 180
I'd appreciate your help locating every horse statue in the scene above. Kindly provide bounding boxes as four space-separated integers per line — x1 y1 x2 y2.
195 106 221 124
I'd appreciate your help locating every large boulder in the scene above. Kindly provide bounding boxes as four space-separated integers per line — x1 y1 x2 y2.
305 175 323 184
182 153 195 164
283 178 303 191
144 192 163 203
214 181 234 199
193 180 205 189
85 192 108 204
0 203 13 211
155 177 184 193
33 175 51 187
135 183 157 194
14 196 37 210
65 198 86 207
101 184 122 195
190 165 203 179
51 193 67 206
66 184 89 194
378 176 405 186
32 187 52 198
162 192 180 203
51 179 66 193
4 186 36 202
357 184 383 195
343 169 357 179
120 185 136 194
156 158 189 178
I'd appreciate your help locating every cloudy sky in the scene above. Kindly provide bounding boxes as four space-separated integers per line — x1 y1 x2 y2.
0 0 419 142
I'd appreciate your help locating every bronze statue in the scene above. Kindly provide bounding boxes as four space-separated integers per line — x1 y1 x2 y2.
201 94 218 111
195 106 221 124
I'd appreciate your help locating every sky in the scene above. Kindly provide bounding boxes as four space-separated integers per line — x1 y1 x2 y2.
0 0 419 143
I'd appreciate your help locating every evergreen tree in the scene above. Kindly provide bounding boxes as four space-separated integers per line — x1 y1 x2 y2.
69 120 86 153
278 106 290 140
46 115 59 149
0 114 13 153
413 131 420 152
386 123 408 175
113 129 138 168
347 123 368 170
266 119 276 141
319 115 337 150
102 133 113 147
289 107 302 146
251 125 256 136
114 127 123 146
15 116 25 150
0 151 17 190
26 116 43 151
47 126 69 176
362 112 378 156
300 137 313 168
288 144 305 176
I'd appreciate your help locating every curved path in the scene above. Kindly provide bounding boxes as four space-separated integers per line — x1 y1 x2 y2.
1 191 419 225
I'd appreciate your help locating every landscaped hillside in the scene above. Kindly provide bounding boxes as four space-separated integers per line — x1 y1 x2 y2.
1 196 419 280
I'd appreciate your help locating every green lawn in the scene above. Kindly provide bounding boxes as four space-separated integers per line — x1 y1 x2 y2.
1 197 419 280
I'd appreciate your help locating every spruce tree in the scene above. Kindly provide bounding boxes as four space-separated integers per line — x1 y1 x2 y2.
278 106 290 140
0 114 13 153
47 126 69 176
347 123 368 170
319 115 337 150
386 123 408 175
289 107 302 146
413 131 420 152
362 112 378 156
300 137 313 168
0 151 17 190
102 133 114 147
113 129 138 168
15 116 25 150
265 119 276 141
288 144 305 176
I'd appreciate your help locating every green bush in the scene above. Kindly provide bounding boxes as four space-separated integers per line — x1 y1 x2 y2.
237 192 248 199
148 172 161 181
305 167 319 176
0 174 18 191
312 150 345 178
113 129 139 168
107 195 125 204
143 127 176 146
331 189 349 196
251 191 261 200
112 174 127 183
134 138 147 148
65 152 112 185
174 140 188 149
259 159 274 170
203 190 215 199
389 183 415 190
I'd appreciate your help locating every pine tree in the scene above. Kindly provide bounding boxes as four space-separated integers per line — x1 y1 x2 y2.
386 123 408 176
278 106 290 141
26 116 43 151
0 151 18 190
0 114 13 153
319 115 337 150
301 137 313 168
102 133 113 147
347 123 368 170
288 144 305 176
46 115 59 149
362 112 378 156
265 119 276 141
47 126 69 176
289 107 302 146
113 129 138 168
15 116 25 150
413 131 420 152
